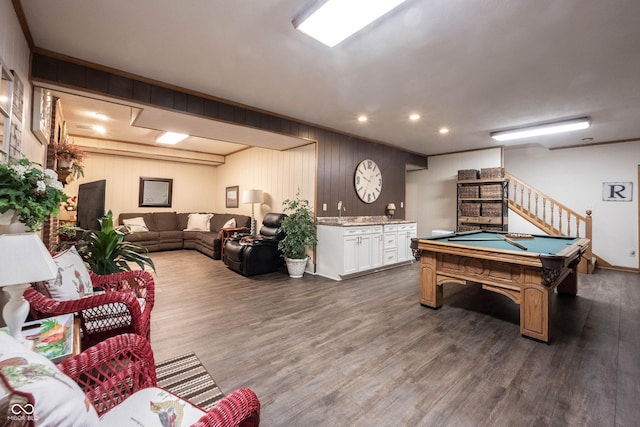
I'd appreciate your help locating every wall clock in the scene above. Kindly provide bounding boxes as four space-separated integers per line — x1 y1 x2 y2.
354 159 382 203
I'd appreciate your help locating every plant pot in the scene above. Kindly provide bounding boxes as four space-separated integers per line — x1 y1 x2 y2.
0 209 17 225
57 158 74 169
285 257 308 278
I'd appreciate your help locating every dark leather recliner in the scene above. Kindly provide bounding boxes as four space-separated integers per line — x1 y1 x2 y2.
223 213 287 276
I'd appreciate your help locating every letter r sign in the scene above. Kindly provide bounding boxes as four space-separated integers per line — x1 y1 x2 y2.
602 182 633 201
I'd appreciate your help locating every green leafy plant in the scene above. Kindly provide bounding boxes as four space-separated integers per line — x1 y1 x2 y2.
0 157 68 230
75 210 155 274
278 192 317 259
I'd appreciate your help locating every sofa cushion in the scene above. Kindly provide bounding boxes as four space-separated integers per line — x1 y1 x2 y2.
211 214 234 232
197 232 219 247
176 213 190 231
44 246 94 300
125 231 160 243
122 216 149 232
98 387 204 426
150 212 178 231
158 230 184 241
222 217 236 229
120 213 154 230
185 213 213 231
0 333 100 426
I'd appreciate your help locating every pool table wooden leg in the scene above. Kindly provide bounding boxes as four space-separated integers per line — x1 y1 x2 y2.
419 251 443 308
557 265 578 295
520 268 551 342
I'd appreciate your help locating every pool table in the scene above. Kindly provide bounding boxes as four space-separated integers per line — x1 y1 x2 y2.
417 231 590 342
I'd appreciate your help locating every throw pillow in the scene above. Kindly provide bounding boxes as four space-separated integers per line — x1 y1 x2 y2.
44 247 93 300
222 217 236 229
184 213 213 231
0 333 100 426
122 217 149 233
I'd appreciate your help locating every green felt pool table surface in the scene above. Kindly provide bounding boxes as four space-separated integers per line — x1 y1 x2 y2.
421 231 582 255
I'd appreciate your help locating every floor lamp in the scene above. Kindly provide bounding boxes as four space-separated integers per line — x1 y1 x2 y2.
241 189 263 235
0 233 57 345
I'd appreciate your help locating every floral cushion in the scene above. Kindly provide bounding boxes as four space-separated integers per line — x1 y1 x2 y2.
98 387 205 426
184 213 213 231
122 217 149 232
0 333 99 426
43 246 93 300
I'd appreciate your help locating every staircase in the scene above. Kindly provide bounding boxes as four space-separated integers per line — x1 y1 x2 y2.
506 172 595 273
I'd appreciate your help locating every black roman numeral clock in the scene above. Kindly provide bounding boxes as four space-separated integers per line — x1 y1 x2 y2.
354 159 382 203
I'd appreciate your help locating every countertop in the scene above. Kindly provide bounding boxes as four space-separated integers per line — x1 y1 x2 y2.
316 216 415 227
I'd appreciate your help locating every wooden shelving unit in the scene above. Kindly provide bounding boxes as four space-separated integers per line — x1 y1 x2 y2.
456 171 509 232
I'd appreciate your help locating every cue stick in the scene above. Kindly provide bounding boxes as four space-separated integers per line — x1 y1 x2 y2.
448 236 528 251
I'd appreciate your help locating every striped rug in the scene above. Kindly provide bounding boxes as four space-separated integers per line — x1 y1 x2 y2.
156 352 224 411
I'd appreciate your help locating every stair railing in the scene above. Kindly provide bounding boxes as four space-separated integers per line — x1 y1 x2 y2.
506 172 593 272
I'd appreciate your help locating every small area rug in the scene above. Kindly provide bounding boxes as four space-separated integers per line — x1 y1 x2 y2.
156 352 224 411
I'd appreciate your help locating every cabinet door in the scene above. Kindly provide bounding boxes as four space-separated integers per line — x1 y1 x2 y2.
357 234 372 271
343 235 359 275
397 230 415 261
370 233 383 268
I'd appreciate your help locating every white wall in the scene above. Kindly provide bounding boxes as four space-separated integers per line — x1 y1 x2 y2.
505 141 640 269
0 1 42 162
406 147 503 238
216 144 317 226
62 145 218 220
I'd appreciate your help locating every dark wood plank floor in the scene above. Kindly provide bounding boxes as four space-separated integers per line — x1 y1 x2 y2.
148 250 640 427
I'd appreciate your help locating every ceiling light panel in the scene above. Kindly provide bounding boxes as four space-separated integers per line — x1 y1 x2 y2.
294 0 407 47
491 117 590 141
156 131 189 145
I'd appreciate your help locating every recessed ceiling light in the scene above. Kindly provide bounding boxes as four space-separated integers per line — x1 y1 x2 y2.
156 131 189 145
293 0 407 47
409 114 421 121
439 127 449 134
491 117 590 141
357 115 368 123
93 113 108 121
92 125 106 134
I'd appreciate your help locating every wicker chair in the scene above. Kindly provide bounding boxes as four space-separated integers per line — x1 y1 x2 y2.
58 333 260 426
24 269 154 350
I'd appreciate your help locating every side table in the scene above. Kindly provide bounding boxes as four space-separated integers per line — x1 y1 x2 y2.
221 227 250 258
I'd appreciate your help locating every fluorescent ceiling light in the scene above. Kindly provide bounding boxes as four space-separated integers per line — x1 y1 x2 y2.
491 117 590 141
293 0 407 47
156 131 188 145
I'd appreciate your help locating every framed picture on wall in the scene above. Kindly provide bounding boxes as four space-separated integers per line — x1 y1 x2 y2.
139 177 173 207
31 86 52 145
226 185 239 208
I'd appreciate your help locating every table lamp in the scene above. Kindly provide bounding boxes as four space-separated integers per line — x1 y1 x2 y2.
241 189 263 235
0 233 57 344
386 203 396 219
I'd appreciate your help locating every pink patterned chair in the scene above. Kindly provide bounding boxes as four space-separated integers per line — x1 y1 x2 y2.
24 269 155 350
58 333 260 426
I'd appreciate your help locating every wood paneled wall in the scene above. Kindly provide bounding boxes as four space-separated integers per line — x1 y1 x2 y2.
31 51 427 219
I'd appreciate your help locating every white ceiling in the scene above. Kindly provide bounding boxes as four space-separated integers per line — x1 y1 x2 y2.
18 0 640 156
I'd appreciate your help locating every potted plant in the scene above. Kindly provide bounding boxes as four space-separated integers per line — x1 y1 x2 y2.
278 192 317 278
55 138 86 179
0 157 68 231
75 210 155 275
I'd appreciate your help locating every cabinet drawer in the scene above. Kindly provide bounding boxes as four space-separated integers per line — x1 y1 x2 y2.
343 226 371 236
384 249 398 265
398 223 417 232
383 224 398 232
384 233 397 247
371 225 383 233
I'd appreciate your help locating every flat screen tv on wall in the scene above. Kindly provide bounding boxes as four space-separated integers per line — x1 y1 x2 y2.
76 179 106 230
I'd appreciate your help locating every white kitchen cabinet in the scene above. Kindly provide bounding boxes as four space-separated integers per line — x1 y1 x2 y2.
397 223 417 262
316 222 416 281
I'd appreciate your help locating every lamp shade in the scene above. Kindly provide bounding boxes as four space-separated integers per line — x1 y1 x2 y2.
0 233 57 287
387 203 396 210
241 189 263 204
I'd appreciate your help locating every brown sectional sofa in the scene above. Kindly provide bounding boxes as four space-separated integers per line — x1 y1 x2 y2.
118 212 251 259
